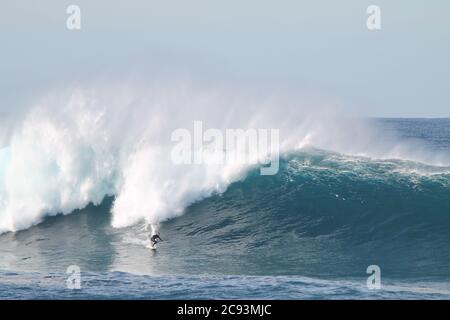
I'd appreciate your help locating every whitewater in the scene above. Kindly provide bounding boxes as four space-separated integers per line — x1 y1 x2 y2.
1 84 450 299
1 83 448 235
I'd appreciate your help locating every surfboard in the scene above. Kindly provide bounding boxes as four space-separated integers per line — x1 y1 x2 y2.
146 243 157 250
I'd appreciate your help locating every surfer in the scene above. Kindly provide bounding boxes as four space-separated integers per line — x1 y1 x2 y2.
150 233 163 246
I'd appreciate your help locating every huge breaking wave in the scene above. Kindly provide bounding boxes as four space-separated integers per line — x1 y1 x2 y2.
0 83 449 234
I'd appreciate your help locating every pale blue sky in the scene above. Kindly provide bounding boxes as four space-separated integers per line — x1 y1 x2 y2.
0 0 449 117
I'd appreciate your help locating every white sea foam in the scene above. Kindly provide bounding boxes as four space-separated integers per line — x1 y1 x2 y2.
0 82 448 233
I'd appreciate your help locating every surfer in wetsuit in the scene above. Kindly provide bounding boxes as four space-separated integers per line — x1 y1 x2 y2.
150 233 163 246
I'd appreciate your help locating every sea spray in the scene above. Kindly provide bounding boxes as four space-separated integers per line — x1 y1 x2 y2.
0 83 448 234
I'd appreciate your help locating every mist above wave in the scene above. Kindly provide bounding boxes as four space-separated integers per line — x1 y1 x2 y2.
0 82 447 234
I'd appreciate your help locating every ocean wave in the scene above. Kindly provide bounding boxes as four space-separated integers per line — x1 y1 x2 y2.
171 151 450 277
0 150 449 278
0 84 449 234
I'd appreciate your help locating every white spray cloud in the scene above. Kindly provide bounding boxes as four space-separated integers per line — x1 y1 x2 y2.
0 82 448 234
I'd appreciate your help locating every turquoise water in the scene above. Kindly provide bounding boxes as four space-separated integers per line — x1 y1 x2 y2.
0 119 450 299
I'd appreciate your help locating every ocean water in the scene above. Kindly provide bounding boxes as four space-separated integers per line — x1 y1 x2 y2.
1 118 450 299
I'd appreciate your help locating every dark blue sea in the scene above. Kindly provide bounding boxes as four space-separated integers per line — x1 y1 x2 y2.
1 118 450 299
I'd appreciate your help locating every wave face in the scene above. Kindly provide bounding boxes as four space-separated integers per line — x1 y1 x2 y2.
0 108 450 279
0 84 449 236
179 150 450 278
1 149 449 280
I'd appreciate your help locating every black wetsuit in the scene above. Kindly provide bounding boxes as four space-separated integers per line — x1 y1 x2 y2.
150 235 162 246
